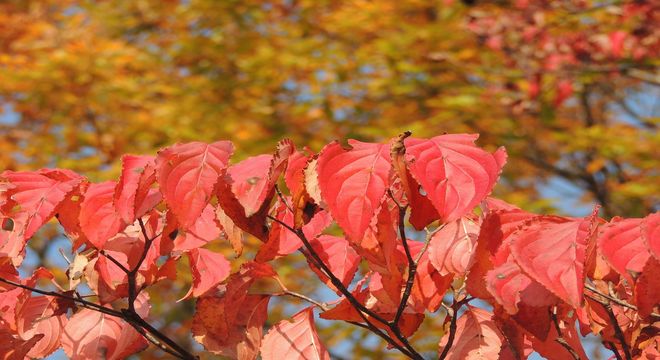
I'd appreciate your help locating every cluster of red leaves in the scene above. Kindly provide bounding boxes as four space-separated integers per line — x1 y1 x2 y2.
467 0 659 106
0 133 658 359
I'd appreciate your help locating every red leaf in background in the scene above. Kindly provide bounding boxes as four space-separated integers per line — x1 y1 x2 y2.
509 211 599 309
114 155 159 224
227 154 274 216
553 79 573 107
194 294 270 360
156 141 233 230
54 181 90 249
404 134 506 224
61 295 150 360
256 202 331 263
608 30 627 58
15 295 67 358
192 262 276 359
439 307 504 360
0 171 81 264
260 307 330 360
79 181 127 249
428 216 480 276
353 197 401 274
167 204 220 252
284 149 311 197
528 317 588 360
643 212 660 261
0 327 44 360
409 241 452 313
634 257 660 318
215 206 245 257
466 208 536 300
307 235 360 291
316 140 392 241
216 139 293 241
226 140 293 217
181 247 231 300
598 217 649 285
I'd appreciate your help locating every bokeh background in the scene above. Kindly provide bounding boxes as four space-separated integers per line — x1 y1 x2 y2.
0 0 657 359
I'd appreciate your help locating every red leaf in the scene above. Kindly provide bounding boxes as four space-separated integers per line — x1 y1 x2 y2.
215 140 293 241
156 141 233 229
404 134 506 224
439 307 505 360
634 257 660 318
409 241 452 313
181 247 231 300
260 307 330 360
428 216 480 276
170 204 221 251
284 149 311 196
307 235 360 291
316 140 392 241
0 171 81 264
643 212 660 261
0 327 44 360
114 155 159 224
192 262 276 358
61 296 149 360
256 202 331 263
598 217 649 285
509 211 599 309
79 181 127 249
467 208 537 300
194 294 270 360
216 206 245 256
15 295 66 358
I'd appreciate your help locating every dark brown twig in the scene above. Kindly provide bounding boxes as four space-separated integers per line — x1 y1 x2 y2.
550 309 581 360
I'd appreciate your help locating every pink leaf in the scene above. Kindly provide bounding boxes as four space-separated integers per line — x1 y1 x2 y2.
79 181 127 249
598 217 649 285
156 141 233 229
404 134 506 224
15 295 66 358
509 211 599 308
428 216 480 276
307 235 360 290
181 248 231 300
643 212 660 261
284 149 311 196
261 307 330 360
439 307 504 360
316 140 391 241
0 171 81 264
114 155 159 224
256 203 331 263
171 204 221 251
61 296 149 360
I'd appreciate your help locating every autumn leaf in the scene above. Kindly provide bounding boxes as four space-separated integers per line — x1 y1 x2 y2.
439 307 505 360
315 140 392 241
509 210 599 309
261 307 330 360
156 141 233 230
404 134 506 224
181 247 231 300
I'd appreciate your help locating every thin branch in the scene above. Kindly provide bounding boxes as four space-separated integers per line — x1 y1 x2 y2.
438 303 458 360
602 303 632 360
267 214 425 360
99 250 131 274
605 341 624 360
392 200 417 329
277 290 329 311
274 184 294 212
0 277 123 317
550 309 581 360
584 284 637 311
